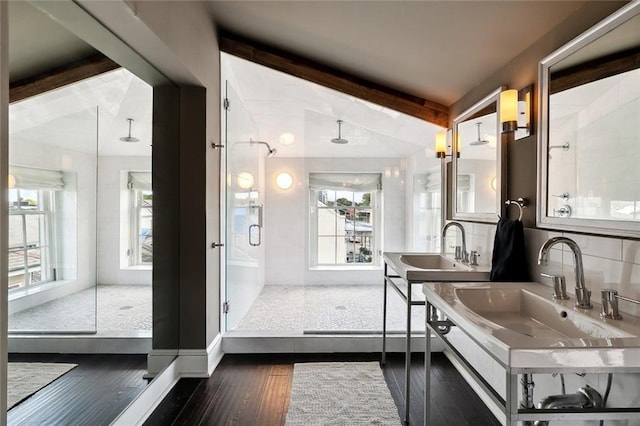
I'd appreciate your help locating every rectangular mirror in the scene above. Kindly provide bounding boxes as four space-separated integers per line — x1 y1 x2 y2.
538 2 640 238
452 87 506 222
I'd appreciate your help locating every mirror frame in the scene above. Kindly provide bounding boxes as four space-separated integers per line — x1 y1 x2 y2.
452 86 506 223
537 1 640 238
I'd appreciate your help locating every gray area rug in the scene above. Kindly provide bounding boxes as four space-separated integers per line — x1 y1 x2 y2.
285 361 401 425
8 363 77 409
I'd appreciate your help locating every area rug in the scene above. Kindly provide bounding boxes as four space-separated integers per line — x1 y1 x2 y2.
7 363 77 409
285 361 401 425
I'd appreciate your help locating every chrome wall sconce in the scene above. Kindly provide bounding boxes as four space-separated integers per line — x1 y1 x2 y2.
434 130 459 158
499 84 533 140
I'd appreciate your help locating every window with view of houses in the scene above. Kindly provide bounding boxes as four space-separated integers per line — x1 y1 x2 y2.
310 173 381 267
7 166 62 289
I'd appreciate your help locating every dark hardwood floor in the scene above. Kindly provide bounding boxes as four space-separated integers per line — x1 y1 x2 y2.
147 352 500 426
7 353 149 426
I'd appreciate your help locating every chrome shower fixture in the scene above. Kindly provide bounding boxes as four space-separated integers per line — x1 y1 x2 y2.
331 119 348 144
469 122 489 146
119 118 140 143
250 139 277 157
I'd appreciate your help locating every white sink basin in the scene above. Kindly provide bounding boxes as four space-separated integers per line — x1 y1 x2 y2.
400 254 466 270
384 252 490 282
423 281 640 369
455 287 632 339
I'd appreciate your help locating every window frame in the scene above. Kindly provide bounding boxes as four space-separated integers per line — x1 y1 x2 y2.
128 174 153 266
309 173 382 269
8 188 55 289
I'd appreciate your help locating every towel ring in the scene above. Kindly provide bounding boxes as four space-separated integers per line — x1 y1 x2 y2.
503 197 528 221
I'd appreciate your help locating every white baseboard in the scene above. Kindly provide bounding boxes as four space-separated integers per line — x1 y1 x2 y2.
113 334 224 425
178 333 224 378
111 356 181 426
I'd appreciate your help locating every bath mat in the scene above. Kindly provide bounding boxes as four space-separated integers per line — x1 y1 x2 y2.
7 362 77 409
285 361 401 425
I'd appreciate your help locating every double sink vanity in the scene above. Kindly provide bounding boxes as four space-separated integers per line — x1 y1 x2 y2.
382 250 640 425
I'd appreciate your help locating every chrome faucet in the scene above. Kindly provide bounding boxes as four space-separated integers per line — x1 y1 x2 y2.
442 221 467 263
537 236 591 309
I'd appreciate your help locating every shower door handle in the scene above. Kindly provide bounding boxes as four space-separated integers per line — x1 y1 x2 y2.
249 224 261 246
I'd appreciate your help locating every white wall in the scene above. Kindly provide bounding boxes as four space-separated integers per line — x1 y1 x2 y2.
265 156 406 286
97 155 152 286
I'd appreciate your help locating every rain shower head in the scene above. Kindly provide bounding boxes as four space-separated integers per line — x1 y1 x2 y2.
331 119 348 144
119 118 140 143
469 122 489 146
250 139 277 158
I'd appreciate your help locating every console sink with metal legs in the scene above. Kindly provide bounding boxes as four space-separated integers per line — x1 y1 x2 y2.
381 251 490 424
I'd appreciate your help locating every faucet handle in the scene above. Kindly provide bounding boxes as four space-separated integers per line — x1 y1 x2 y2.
601 289 622 320
540 273 569 300
469 250 479 266
454 245 462 261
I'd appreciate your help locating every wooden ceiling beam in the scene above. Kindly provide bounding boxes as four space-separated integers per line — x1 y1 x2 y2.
10 54 120 103
220 33 449 128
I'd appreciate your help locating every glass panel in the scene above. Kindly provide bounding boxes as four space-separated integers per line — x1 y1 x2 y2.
225 81 262 331
25 214 43 246
8 215 23 248
8 73 97 333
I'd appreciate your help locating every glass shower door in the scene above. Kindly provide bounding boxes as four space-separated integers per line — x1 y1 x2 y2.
224 81 265 331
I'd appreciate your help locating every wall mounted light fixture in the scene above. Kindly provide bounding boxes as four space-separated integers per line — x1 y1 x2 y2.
435 130 447 158
499 85 533 140
435 129 459 158
275 172 293 190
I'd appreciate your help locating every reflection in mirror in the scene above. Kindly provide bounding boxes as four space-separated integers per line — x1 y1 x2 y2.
452 87 505 222
538 2 640 237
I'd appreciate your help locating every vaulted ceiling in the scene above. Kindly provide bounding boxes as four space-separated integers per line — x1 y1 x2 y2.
7 1 624 159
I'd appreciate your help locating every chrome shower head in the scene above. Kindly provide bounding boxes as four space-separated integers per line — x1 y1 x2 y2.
469 122 489 146
119 118 140 143
331 119 348 144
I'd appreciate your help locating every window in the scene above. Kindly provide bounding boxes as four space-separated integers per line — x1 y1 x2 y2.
128 172 152 265
8 166 63 289
310 173 381 267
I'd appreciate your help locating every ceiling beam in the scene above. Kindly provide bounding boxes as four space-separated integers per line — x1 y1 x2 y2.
219 33 449 128
10 54 120 103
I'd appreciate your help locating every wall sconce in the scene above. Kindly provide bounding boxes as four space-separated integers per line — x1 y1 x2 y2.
435 130 447 158
499 85 533 140
237 172 254 189
435 129 459 158
275 172 293 190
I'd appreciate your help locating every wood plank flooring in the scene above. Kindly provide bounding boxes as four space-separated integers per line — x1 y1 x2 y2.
147 352 500 426
7 353 148 426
